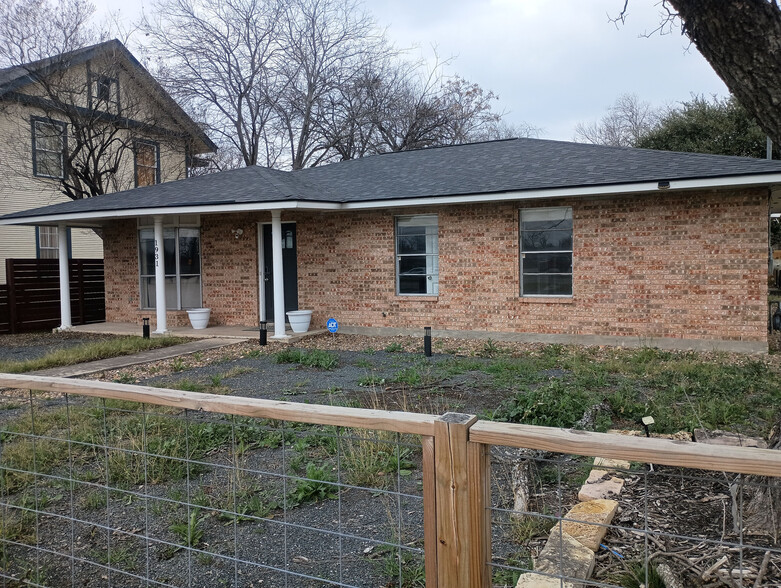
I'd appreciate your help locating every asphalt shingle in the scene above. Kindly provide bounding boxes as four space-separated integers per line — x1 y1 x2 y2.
4 137 781 221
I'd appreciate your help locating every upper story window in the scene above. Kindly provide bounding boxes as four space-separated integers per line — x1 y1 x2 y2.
520 207 573 297
135 140 160 187
396 215 439 295
90 74 120 114
31 117 66 179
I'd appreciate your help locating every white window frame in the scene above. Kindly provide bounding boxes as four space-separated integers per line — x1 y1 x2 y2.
395 214 439 296
37 226 59 259
138 216 202 310
520 207 573 297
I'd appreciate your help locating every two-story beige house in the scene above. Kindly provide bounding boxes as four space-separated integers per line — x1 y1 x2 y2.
0 39 216 283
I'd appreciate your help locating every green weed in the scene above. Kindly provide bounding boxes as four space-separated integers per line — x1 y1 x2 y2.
384 342 404 353
288 463 337 506
274 349 339 369
170 508 205 548
0 336 187 374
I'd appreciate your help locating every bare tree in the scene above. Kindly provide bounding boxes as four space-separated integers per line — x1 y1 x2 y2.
142 0 284 168
574 93 660 147
274 0 392 169
0 0 95 66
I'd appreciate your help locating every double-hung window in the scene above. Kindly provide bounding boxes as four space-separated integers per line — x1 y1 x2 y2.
139 222 201 309
396 215 439 295
32 117 66 179
520 207 573 296
37 226 59 259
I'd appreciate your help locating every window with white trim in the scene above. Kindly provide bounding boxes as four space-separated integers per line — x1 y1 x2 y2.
520 207 573 296
32 117 66 179
37 226 59 259
138 222 201 310
396 215 439 295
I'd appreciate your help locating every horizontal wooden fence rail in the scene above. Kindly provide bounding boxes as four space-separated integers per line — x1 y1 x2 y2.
2 373 780 588
469 420 781 477
0 374 437 436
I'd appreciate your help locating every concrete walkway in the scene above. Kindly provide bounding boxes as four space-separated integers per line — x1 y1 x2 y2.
31 337 247 378
62 322 326 341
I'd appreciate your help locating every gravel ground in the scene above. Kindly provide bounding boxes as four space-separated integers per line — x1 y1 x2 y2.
3 331 781 587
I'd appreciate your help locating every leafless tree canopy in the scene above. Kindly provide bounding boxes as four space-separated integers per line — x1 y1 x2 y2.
142 0 528 170
574 93 660 147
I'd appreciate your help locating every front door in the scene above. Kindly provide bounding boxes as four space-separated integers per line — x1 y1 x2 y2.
263 223 298 321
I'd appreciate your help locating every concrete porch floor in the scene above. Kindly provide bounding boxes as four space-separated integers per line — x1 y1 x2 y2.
64 322 327 343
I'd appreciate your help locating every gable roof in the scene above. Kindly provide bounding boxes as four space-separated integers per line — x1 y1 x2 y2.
0 39 216 153
3 137 781 225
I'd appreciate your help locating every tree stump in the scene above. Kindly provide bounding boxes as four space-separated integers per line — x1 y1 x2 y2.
740 420 780 542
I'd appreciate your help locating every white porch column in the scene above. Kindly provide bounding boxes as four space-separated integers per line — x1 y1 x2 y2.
270 210 288 339
153 215 168 334
57 223 72 330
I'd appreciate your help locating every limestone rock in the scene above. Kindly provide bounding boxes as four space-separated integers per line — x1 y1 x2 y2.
552 499 618 552
593 457 631 472
515 571 576 587
534 530 595 582
578 469 625 501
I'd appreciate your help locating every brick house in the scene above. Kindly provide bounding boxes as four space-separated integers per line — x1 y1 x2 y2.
0 40 216 283
2 138 781 352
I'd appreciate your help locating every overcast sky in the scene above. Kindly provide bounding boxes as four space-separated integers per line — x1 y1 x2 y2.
105 0 729 141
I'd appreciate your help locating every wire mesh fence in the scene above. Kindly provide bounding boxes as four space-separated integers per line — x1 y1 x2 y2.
486 443 781 587
1 375 780 588
0 388 426 587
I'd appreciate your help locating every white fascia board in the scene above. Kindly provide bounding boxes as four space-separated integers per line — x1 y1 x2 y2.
0 200 342 226
340 174 781 210
3 173 781 226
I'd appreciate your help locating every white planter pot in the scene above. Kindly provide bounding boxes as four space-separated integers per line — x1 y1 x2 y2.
186 308 211 330
286 310 313 333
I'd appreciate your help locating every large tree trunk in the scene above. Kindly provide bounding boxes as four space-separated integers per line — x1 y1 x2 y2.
667 0 781 145
742 419 780 541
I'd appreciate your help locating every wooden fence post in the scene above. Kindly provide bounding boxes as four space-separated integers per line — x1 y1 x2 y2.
467 440 491 588
6 259 17 334
430 412 480 587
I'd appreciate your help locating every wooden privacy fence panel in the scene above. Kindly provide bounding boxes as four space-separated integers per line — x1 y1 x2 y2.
0 285 9 334
3 258 104 334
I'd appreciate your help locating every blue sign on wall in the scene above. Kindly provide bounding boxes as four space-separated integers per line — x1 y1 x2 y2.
326 318 339 333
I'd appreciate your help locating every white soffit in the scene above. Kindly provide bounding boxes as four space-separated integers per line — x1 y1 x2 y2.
3 173 781 226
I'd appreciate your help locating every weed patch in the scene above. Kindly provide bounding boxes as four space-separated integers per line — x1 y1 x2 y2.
274 349 339 369
0 336 187 374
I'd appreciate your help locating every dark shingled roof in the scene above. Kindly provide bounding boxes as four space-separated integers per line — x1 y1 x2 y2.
5 137 781 221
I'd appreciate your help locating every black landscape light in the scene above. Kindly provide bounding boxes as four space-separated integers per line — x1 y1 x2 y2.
424 326 432 357
774 305 781 331
259 321 268 346
142 317 150 339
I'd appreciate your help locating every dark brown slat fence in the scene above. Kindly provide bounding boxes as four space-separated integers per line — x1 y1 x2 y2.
0 258 104 334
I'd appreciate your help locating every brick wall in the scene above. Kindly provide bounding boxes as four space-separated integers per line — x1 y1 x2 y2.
296 189 769 344
103 189 769 346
